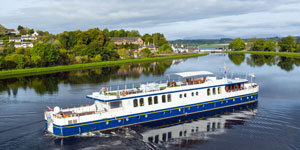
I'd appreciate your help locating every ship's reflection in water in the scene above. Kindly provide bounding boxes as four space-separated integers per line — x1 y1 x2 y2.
139 102 257 148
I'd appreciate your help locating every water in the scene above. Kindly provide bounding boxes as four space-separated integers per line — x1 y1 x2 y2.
0 54 300 150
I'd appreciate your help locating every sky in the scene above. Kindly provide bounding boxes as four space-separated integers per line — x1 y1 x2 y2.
1 0 300 40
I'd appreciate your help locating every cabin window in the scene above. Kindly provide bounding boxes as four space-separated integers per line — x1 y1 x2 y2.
68 120 72 124
218 87 221 94
167 94 172 102
184 93 187 98
148 97 153 105
179 94 182 98
213 88 216 95
110 101 122 109
155 135 159 143
162 95 166 103
196 92 199 96
154 96 158 104
73 120 77 124
207 89 211 96
139 98 144 106
148 137 153 143
179 131 183 136
162 133 167 141
133 99 138 107
168 132 172 139
192 92 194 96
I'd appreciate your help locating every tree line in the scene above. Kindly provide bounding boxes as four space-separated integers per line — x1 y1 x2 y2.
0 24 172 70
229 36 300 52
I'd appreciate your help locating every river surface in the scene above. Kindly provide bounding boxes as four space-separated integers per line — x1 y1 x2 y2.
0 54 299 150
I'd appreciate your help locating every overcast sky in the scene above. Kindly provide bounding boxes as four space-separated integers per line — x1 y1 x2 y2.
1 0 300 40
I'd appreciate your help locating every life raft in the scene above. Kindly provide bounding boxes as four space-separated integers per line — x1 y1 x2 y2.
121 90 127 96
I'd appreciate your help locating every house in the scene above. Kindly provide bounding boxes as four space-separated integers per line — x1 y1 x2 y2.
111 37 143 45
6 29 19 35
171 44 188 53
0 40 3 45
9 37 22 43
32 31 39 37
138 43 158 53
14 42 34 48
21 34 37 40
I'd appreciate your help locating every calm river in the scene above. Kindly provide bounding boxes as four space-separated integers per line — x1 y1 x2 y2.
0 54 299 150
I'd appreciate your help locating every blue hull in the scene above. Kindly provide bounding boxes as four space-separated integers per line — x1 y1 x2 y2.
50 92 258 137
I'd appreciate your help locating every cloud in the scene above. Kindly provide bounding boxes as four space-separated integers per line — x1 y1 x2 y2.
1 0 300 39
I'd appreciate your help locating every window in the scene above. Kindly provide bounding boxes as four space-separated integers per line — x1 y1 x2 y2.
154 96 158 104
168 132 172 139
196 92 199 96
148 97 153 105
167 94 172 102
139 98 144 106
213 88 216 95
162 95 166 103
133 99 138 107
184 93 187 98
155 135 159 143
192 92 194 96
218 87 221 94
179 94 182 98
68 120 72 124
207 89 211 96
162 133 167 141
148 137 153 143
110 101 122 109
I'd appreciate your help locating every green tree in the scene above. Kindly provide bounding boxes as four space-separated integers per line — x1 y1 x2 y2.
158 44 173 54
250 38 266 51
17 25 24 31
4 54 28 69
139 48 153 57
295 42 300 53
91 54 102 62
264 40 277 51
117 48 130 59
278 35 296 52
229 38 246 51
31 42 60 66
0 24 6 35
247 38 257 50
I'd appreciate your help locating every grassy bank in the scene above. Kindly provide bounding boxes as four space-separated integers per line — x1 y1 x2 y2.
0 53 208 79
199 44 229 48
224 51 300 58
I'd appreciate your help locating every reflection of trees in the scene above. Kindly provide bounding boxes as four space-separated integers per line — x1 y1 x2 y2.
294 58 300 66
246 55 265 67
277 57 294 72
0 61 173 96
228 54 245 66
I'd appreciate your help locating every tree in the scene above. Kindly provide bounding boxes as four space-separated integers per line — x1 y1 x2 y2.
158 44 173 54
295 42 300 53
264 40 277 51
31 42 60 66
250 38 265 51
278 35 296 52
247 38 257 50
117 48 130 59
4 54 28 69
17 25 24 31
229 38 246 51
139 48 153 57
90 54 102 62
0 24 6 35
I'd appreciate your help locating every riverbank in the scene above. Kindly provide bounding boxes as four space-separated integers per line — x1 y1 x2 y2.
224 51 300 58
0 53 208 79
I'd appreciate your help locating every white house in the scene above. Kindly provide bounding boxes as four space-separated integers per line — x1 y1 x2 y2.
32 31 39 37
14 42 34 48
0 40 3 45
21 34 37 41
9 37 22 43
6 29 19 35
171 44 188 53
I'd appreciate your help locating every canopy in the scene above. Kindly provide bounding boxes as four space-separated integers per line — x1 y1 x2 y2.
169 71 214 78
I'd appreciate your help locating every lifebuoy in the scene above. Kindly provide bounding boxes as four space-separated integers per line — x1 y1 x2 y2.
121 90 127 96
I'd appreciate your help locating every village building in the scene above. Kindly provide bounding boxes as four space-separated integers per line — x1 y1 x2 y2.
171 44 189 53
0 40 3 45
14 42 34 48
21 34 37 41
111 37 143 45
9 37 22 43
6 29 19 35
138 43 158 53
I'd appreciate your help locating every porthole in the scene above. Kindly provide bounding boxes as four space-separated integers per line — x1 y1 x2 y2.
106 121 109 125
